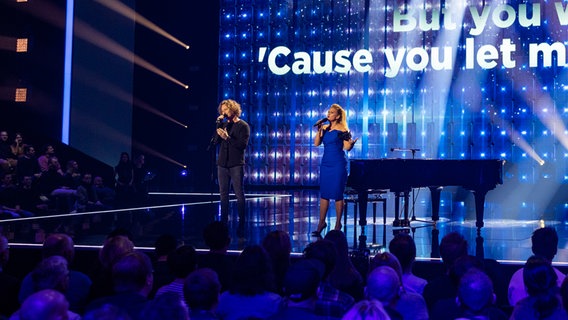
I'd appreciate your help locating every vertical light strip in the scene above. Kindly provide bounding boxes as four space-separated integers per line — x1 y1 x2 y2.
61 0 75 144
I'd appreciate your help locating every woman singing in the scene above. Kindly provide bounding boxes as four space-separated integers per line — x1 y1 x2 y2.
313 104 358 237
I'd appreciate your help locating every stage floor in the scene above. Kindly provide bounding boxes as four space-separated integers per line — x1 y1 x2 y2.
2 188 568 265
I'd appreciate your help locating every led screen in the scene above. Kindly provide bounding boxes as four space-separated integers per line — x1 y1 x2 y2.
219 0 568 196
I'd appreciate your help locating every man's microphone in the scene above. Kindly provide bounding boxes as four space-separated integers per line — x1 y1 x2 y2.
216 114 227 123
313 117 328 127
216 114 228 129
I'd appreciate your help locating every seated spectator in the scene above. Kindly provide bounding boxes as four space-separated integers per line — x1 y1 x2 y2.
155 245 197 301
303 239 355 318
0 131 16 174
370 252 429 320
216 245 283 320
324 230 364 301
86 251 154 320
37 144 55 173
74 173 105 212
150 234 178 298
0 173 33 218
510 255 568 319
365 266 404 320
342 300 391 320
262 230 291 295
141 292 189 320
10 289 78 320
16 145 40 183
18 233 92 314
63 160 81 189
198 221 234 292
37 157 76 213
271 258 326 320
16 176 43 214
0 235 20 317
389 232 427 294
88 234 135 301
508 227 566 307
93 176 115 208
184 268 221 320
422 231 468 311
456 268 507 319
10 133 25 159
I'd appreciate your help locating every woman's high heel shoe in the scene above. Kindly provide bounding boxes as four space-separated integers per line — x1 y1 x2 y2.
311 222 327 237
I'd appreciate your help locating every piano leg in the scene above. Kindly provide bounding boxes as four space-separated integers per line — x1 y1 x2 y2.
393 192 401 226
428 186 442 222
473 189 488 259
393 191 411 227
356 190 368 251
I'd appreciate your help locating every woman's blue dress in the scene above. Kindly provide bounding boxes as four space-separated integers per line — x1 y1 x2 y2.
320 130 347 200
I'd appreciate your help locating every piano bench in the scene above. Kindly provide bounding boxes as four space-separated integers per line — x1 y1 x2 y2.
343 189 388 247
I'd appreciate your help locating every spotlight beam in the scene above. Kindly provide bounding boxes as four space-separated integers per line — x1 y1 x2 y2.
10 1 189 89
74 65 188 128
132 141 187 169
94 0 190 49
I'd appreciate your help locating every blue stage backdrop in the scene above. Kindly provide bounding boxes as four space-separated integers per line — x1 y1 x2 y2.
218 0 568 196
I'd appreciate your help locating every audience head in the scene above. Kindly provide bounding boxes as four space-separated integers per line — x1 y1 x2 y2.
99 235 134 271
203 221 230 251
231 245 275 295
112 251 153 296
184 268 221 311
449 254 484 287
523 255 558 297
167 245 197 279
93 176 104 188
523 255 560 318
324 229 349 257
142 292 189 320
342 300 390 320
366 266 401 305
531 227 558 261
107 227 133 240
303 239 337 279
369 252 403 283
19 289 69 320
82 303 131 320
457 268 495 313
43 233 75 263
23 145 35 157
41 144 54 156
154 233 178 258
440 231 468 269
118 152 130 164
31 255 69 293
282 258 324 302
388 232 417 272
262 230 291 261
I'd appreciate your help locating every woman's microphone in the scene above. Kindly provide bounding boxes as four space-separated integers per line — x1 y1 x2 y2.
313 117 328 127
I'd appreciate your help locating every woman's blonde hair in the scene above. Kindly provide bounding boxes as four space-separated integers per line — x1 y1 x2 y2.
218 99 242 117
330 103 348 129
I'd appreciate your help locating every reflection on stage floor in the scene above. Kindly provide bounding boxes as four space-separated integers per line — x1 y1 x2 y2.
2 188 568 265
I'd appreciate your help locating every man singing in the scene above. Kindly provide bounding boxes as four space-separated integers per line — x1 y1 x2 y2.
215 99 250 237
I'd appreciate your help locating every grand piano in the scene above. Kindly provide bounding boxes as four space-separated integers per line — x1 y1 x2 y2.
347 159 505 256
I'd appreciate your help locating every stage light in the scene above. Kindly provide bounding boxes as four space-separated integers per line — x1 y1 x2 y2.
16 38 28 52
180 170 188 177
14 88 27 102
